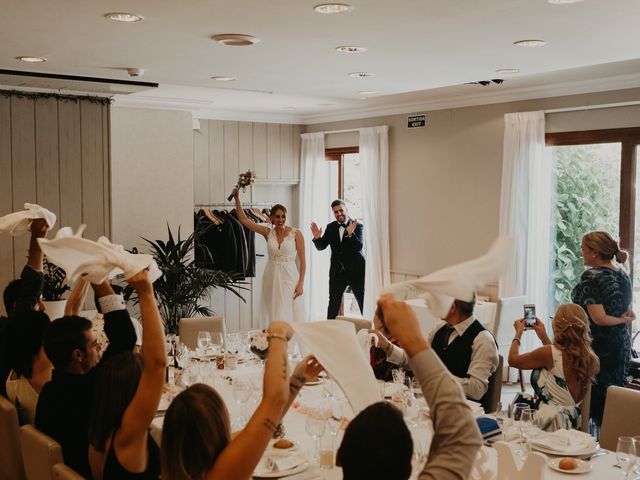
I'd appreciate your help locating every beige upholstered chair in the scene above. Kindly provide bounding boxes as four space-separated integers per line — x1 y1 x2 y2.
335 315 373 332
579 383 591 433
0 395 26 480
19 424 63 480
599 386 640 450
52 464 84 480
481 354 504 414
179 316 226 350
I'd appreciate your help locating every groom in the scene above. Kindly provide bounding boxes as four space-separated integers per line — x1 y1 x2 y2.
311 200 365 319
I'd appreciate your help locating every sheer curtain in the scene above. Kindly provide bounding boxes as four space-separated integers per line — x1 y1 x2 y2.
499 111 552 352
359 126 391 319
299 132 331 321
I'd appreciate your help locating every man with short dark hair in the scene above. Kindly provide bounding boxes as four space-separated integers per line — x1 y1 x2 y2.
310 199 365 319
35 279 137 478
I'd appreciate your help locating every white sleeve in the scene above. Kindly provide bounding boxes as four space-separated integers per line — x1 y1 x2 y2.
387 344 410 369
457 331 498 400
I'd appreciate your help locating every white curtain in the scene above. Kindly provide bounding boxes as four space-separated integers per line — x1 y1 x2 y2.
498 111 552 352
359 126 391 319
299 132 331 321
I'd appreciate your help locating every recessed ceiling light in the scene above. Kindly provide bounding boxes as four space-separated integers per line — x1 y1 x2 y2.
104 12 143 22
16 56 47 63
513 39 546 47
211 34 260 46
548 0 584 3
211 76 237 82
348 72 375 78
314 3 354 14
495 68 519 74
336 46 366 53
358 90 378 95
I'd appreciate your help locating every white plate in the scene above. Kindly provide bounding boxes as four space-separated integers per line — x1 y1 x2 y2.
253 462 308 478
304 378 324 386
532 443 598 457
268 439 299 452
548 458 592 474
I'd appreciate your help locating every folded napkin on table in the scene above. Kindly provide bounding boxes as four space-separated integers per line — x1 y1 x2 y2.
0 203 56 235
254 453 305 474
292 320 381 415
466 399 485 417
38 226 161 283
531 429 596 454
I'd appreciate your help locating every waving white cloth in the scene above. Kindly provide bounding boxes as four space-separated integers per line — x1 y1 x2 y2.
292 320 381 415
0 203 56 235
38 226 161 284
382 238 514 318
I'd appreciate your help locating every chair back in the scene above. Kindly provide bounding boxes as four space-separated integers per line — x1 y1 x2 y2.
579 383 591 433
19 424 63 480
480 354 503 413
179 316 226 350
0 395 25 480
335 316 372 332
600 385 640 450
494 296 527 345
52 464 84 480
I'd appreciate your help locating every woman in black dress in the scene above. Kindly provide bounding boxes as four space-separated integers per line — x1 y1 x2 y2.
571 231 634 432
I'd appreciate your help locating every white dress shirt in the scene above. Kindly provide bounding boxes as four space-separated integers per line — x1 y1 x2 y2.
387 315 498 400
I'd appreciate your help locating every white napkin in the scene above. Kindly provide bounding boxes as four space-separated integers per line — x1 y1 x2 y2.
382 237 513 318
255 453 305 474
531 429 596 454
356 329 377 356
292 320 381 415
38 226 161 284
0 203 56 235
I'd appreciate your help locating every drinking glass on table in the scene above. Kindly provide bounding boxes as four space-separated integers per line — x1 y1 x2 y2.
197 331 211 355
632 436 640 476
232 377 252 427
210 332 224 355
305 408 327 467
511 403 529 450
616 436 637 478
517 408 535 459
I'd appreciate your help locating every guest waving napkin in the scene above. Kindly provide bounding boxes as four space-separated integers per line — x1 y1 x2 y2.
0 203 56 236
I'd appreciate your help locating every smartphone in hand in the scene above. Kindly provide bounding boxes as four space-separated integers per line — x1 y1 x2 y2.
524 304 536 329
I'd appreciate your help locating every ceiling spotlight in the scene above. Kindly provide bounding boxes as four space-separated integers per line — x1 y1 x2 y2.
211 76 237 82
348 72 374 78
104 12 144 22
513 39 546 47
314 3 354 14
358 90 378 95
211 34 260 46
15 56 47 63
496 68 519 74
336 46 366 53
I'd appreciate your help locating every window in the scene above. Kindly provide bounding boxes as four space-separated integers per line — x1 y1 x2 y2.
546 128 640 313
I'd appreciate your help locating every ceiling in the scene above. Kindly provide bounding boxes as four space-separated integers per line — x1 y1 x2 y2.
2 0 639 123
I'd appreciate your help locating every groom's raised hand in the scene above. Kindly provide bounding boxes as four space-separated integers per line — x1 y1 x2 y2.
310 222 323 239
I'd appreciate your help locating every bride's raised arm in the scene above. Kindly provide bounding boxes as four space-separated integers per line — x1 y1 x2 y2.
233 189 270 240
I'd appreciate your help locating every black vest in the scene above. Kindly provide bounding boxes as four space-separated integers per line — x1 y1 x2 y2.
432 319 486 379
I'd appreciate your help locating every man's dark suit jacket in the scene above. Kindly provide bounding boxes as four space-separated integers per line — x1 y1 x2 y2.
312 220 365 279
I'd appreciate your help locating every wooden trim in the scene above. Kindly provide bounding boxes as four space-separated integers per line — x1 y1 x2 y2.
325 147 358 199
325 146 359 156
546 127 640 146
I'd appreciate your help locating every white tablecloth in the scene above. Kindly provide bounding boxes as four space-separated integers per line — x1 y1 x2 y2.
406 299 497 336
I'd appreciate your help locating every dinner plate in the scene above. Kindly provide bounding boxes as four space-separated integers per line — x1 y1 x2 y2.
532 443 598 457
304 378 324 386
548 458 592 474
253 461 308 478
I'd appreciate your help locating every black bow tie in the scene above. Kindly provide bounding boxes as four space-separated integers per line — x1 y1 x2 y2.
339 222 348 228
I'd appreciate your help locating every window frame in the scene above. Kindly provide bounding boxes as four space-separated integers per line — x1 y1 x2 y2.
325 146 359 199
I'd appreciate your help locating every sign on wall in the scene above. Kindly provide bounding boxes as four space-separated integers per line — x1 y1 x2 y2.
407 113 427 129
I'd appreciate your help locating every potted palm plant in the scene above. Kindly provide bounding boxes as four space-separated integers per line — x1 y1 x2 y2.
42 257 71 320
128 224 246 335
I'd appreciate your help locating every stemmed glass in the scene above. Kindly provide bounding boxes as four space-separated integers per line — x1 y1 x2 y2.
511 403 529 457
197 331 211 355
616 436 637 478
232 377 252 426
327 401 343 449
305 408 327 467
518 408 535 459
210 332 224 355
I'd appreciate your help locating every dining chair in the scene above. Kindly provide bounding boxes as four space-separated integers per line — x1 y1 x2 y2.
179 316 226 350
480 354 504 414
335 315 372 332
599 385 640 450
0 395 25 480
19 424 63 480
52 464 84 480
579 383 591 433
495 296 527 390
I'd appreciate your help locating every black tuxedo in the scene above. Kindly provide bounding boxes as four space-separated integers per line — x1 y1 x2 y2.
312 220 365 319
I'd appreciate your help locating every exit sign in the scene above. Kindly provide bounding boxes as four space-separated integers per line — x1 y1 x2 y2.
407 114 427 128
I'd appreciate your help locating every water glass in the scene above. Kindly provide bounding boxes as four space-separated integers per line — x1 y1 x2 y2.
232 377 252 426
305 408 327 466
197 331 211 355
617 436 636 478
211 332 224 355
392 369 406 386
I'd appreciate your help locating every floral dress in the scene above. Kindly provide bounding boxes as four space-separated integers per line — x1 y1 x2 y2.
571 267 632 426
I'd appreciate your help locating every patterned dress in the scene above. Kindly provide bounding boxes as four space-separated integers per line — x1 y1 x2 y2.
571 267 632 426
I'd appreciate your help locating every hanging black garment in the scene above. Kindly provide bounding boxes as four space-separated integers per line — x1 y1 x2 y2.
194 210 238 273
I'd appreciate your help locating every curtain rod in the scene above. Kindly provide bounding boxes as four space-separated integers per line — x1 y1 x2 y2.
544 100 640 114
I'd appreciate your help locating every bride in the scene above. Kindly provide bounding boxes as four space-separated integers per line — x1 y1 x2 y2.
233 190 306 324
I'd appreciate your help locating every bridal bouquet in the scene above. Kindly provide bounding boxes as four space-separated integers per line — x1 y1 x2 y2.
227 169 256 201
249 330 270 360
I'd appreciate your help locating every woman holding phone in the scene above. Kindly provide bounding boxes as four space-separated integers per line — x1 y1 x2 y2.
508 304 599 431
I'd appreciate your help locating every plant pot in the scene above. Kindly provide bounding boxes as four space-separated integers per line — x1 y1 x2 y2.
43 300 67 320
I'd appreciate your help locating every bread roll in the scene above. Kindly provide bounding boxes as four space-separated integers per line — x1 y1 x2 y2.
558 458 577 470
273 439 294 449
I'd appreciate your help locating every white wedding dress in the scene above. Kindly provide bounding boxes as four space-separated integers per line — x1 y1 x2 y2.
262 227 306 324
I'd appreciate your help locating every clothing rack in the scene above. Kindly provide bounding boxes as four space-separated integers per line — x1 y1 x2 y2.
194 202 275 208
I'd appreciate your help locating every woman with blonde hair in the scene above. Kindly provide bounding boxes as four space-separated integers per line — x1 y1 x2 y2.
571 231 633 431
509 304 600 431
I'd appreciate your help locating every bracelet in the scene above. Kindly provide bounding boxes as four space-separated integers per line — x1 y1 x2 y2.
512 337 521 345
269 333 289 343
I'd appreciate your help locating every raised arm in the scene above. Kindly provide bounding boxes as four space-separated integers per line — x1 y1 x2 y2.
64 277 90 316
93 281 136 360
206 322 292 480
311 222 330 250
508 319 553 370
233 190 270 238
345 220 363 252
294 229 305 300
115 270 166 451
284 355 324 413
12 219 48 314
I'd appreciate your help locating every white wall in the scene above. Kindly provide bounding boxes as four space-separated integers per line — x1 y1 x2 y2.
111 107 194 250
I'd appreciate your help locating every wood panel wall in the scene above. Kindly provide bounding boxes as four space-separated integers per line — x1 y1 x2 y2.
0 94 110 315
194 120 303 333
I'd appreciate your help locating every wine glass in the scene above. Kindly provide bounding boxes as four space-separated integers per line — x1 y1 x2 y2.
327 400 343 447
211 332 224 355
232 377 252 426
511 403 529 452
197 331 211 355
518 408 535 459
305 408 327 466
616 436 636 478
